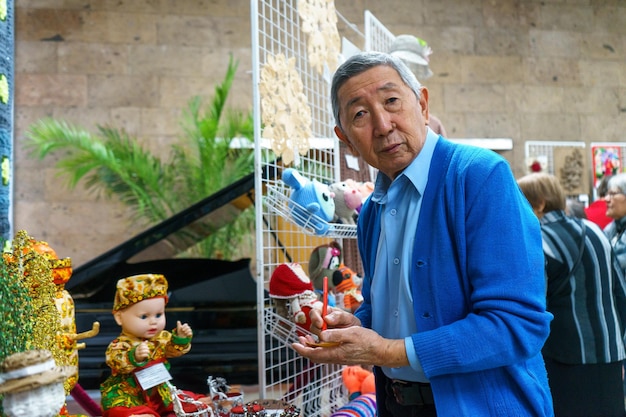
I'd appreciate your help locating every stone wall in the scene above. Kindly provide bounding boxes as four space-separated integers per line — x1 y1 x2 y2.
13 0 626 265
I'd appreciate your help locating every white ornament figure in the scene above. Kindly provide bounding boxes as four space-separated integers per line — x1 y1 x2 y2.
0 349 75 417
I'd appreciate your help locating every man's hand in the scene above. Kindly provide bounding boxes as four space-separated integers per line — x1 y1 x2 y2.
292 326 408 368
307 306 362 336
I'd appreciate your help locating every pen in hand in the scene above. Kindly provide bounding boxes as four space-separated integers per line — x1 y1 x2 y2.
322 275 328 330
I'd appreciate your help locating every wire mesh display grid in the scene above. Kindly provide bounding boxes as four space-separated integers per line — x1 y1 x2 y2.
252 2 398 415
251 0 351 415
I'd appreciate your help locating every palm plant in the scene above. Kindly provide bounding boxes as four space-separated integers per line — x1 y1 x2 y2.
25 55 255 260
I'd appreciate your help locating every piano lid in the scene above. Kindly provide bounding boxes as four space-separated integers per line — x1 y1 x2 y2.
67 168 265 300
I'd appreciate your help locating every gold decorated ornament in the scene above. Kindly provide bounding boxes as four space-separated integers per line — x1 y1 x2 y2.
30 239 100 398
297 0 340 75
8 232 63 370
0 235 34 361
260 53 313 166
3 231 100 413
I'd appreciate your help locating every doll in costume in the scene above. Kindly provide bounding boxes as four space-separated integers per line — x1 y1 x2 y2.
99 274 212 417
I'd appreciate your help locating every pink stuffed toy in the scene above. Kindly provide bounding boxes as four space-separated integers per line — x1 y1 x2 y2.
329 181 363 225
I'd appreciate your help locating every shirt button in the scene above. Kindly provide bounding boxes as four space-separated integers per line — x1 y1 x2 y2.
390 208 397 216
393 258 400 265
394 310 399 317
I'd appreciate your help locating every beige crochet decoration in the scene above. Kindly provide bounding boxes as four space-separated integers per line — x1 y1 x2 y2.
259 53 313 166
298 0 341 75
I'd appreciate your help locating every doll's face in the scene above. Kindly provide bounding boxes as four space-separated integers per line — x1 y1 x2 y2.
114 297 166 339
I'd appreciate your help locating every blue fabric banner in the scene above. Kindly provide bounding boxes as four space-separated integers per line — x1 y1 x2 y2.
0 0 13 240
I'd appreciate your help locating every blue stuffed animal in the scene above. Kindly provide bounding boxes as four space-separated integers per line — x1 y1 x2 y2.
281 168 335 235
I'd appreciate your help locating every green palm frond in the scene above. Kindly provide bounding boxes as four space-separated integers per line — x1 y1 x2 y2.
25 119 175 224
24 54 255 259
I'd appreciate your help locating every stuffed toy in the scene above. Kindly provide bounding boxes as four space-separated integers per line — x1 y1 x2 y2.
281 168 335 235
332 264 363 312
308 241 363 312
329 181 363 225
329 366 376 417
308 241 343 291
344 179 374 214
269 263 323 335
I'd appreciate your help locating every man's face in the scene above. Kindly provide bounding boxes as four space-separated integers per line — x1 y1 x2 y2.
334 65 429 180
114 297 166 340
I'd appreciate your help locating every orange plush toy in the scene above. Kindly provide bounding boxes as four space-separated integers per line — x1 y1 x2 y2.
332 264 363 313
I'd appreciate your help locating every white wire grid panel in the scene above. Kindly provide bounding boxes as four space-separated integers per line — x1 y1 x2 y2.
250 0 378 415
524 141 586 175
364 10 395 53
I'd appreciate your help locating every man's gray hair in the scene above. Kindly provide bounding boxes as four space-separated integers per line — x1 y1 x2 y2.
331 51 422 131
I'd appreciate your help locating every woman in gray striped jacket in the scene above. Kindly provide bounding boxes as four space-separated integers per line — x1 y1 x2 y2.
518 172 626 417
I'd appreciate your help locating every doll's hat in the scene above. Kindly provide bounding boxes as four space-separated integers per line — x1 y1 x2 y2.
269 263 314 299
113 273 169 312
0 349 75 394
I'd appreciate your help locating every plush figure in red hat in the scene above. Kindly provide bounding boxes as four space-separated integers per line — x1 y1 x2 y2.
269 263 323 335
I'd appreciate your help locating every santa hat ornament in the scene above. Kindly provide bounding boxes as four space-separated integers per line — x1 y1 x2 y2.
269 263 314 299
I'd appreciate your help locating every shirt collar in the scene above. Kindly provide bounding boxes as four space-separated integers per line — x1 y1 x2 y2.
371 127 439 202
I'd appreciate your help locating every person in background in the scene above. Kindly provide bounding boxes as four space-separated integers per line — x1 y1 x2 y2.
388 35 447 137
292 51 553 417
518 173 626 417
565 198 587 219
605 173 626 271
585 175 613 228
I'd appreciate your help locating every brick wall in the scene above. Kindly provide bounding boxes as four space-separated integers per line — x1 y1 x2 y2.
12 0 626 265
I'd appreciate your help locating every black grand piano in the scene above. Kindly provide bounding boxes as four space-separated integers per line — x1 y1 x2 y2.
69 170 263 393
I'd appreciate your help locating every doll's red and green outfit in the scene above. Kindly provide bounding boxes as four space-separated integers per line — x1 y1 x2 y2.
100 330 204 417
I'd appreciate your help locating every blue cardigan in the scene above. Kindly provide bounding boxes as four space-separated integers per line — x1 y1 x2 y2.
356 138 554 416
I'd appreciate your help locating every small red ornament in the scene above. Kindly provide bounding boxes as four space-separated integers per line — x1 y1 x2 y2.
530 161 542 172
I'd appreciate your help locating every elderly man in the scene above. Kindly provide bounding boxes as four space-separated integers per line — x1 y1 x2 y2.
292 51 554 417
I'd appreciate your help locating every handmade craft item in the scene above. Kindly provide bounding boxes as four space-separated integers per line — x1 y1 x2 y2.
99 273 213 417
269 263 323 335
259 53 312 166
329 180 363 225
297 0 341 75
282 167 335 235
0 349 75 417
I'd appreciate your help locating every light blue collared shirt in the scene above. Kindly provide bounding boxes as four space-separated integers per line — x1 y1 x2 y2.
370 128 438 382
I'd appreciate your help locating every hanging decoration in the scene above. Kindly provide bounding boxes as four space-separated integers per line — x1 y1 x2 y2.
297 0 341 75
592 145 621 188
259 53 313 166
526 155 548 174
555 147 586 194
